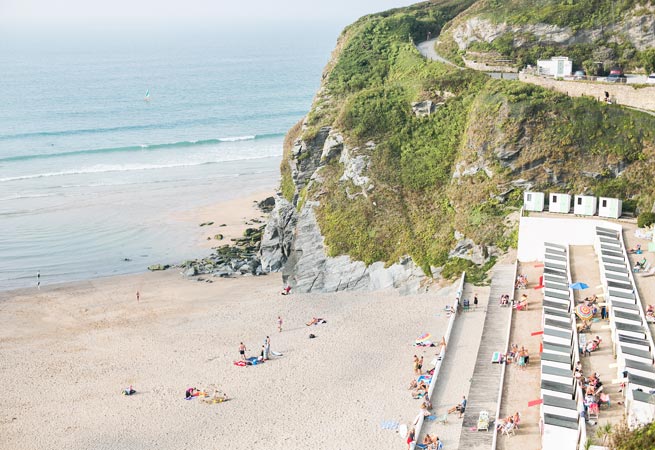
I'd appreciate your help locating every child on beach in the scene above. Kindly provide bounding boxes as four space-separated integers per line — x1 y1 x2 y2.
277 316 283 332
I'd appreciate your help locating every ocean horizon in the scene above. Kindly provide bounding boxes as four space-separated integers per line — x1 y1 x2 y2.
0 23 340 290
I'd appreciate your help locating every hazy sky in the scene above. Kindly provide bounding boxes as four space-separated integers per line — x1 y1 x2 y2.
1 0 420 27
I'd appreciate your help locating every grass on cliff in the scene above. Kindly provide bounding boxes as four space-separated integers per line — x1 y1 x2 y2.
289 0 655 277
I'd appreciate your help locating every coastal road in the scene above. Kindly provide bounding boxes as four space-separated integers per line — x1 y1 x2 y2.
416 39 461 68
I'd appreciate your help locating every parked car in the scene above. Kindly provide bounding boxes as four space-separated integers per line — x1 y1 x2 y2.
648 73 655 83
573 70 586 80
606 68 625 82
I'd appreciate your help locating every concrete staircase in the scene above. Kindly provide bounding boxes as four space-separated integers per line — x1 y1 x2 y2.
458 264 515 450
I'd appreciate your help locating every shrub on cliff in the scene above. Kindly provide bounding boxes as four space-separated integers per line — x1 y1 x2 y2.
638 212 655 228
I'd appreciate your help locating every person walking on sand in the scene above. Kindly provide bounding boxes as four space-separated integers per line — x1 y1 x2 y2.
277 316 283 333
264 336 271 360
37 271 40 290
474 293 478 310
238 342 247 361
438 336 447 354
136 290 140 302
418 356 424 374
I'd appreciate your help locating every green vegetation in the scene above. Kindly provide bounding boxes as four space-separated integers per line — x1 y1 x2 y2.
281 0 655 279
481 0 647 31
609 420 655 449
442 257 497 284
638 212 655 228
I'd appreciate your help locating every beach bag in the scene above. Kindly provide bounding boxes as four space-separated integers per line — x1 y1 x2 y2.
309 334 316 339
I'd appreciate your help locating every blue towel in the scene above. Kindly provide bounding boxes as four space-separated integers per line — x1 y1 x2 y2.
426 415 436 421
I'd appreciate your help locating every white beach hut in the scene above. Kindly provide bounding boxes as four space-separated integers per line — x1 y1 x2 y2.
524 191 545 212
598 197 622 219
548 193 571 214
573 195 597 216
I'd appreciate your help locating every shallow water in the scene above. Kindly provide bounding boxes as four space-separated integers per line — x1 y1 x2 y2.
0 24 338 290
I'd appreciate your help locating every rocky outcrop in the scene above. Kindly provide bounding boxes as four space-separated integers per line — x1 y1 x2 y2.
260 196 298 272
282 202 428 294
450 11 655 52
290 126 331 195
411 100 436 117
449 231 500 265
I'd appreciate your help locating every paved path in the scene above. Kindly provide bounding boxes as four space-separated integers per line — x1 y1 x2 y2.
417 283 490 448
458 264 515 450
416 39 461 68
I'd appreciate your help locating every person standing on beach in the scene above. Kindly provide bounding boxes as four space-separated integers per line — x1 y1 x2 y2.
136 291 140 302
264 336 271 360
277 316 283 333
239 342 247 360
474 293 478 310
37 271 40 290
413 355 420 375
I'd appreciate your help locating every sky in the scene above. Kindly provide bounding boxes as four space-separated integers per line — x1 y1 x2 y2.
0 0 420 28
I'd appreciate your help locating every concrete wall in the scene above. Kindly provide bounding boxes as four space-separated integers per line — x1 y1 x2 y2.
517 216 622 261
519 73 655 112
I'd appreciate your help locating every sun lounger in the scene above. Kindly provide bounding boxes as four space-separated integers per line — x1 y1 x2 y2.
477 410 490 431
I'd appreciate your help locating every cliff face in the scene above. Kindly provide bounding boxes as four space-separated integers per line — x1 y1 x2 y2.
261 0 655 293
438 0 655 70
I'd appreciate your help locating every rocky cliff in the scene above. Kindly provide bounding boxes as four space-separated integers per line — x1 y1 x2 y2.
260 0 655 293
437 0 655 71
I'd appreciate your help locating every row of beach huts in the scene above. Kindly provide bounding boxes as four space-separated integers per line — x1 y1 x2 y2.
524 192 623 219
539 227 655 450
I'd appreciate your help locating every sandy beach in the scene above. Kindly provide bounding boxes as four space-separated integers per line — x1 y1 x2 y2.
174 190 274 250
0 254 484 450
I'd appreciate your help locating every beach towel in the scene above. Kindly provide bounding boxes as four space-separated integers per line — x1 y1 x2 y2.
425 415 436 421
491 351 502 363
233 360 247 366
415 333 431 343
380 420 399 430
417 375 432 383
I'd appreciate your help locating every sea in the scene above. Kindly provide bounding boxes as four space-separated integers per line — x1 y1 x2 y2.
0 23 340 290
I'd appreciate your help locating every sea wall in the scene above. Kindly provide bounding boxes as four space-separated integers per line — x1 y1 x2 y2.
519 73 655 112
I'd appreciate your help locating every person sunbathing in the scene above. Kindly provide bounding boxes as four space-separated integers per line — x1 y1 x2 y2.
412 382 428 398
306 317 326 326
122 385 136 396
629 244 642 254
422 394 433 410
185 387 198 399
408 379 418 390
211 390 229 402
